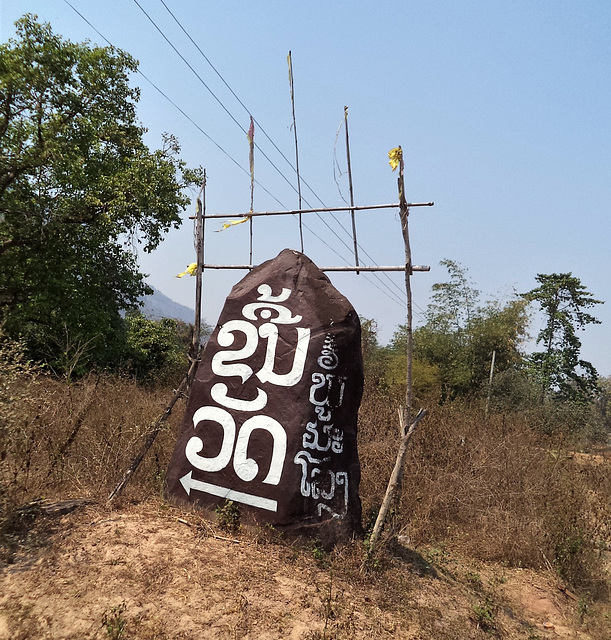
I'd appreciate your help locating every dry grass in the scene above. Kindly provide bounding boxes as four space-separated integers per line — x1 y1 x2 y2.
1 366 610 638
1 373 181 505
358 380 611 598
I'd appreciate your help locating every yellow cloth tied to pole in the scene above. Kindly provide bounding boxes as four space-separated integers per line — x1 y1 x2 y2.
216 217 250 232
388 147 403 172
176 262 197 278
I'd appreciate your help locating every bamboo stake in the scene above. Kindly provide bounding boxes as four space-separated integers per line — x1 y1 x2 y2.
485 349 496 418
368 146 429 552
108 181 206 502
191 176 205 372
192 202 434 220
398 147 413 432
199 264 430 272
248 117 255 265
344 106 360 272
287 51 304 252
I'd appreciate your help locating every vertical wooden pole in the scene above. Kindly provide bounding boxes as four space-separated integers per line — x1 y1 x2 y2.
485 349 496 418
397 148 413 433
248 117 255 265
108 177 206 503
288 51 304 252
191 174 205 373
344 106 360 273
368 147 426 552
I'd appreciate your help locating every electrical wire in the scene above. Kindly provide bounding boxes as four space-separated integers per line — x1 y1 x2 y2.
133 0 410 308
132 0 387 279
61 3 358 260
158 0 334 213
64 0 412 311
133 0 303 199
152 0 414 307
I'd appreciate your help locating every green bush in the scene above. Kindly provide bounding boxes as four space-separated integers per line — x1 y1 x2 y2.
123 312 189 384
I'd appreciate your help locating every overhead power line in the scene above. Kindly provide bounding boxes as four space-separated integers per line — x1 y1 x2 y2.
131 0 386 279
60 4 358 263
152 0 414 308
131 0 410 308
132 0 303 199
64 0 413 312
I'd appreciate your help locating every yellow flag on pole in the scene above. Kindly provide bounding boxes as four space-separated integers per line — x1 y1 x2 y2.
388 147 402 171
176 262 197 278
216 217 250 232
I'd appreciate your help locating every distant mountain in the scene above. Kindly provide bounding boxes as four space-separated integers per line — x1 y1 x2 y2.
139 286 196 325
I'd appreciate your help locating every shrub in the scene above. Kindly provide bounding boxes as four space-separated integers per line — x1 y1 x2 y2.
123 312 189 385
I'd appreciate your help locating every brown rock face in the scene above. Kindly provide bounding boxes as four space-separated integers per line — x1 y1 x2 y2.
165 249 363 546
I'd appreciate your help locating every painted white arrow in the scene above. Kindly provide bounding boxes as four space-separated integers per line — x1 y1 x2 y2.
179 471 278 512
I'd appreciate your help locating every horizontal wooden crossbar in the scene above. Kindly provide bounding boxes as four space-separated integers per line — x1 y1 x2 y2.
201 264 430 272
189 202 434 220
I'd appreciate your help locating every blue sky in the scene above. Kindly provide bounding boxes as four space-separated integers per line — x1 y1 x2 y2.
2 1 610 374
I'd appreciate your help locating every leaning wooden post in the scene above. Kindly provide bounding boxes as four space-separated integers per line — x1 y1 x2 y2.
108 180 206 503
369 408 427 549
368 147 426 552
107 363 197 502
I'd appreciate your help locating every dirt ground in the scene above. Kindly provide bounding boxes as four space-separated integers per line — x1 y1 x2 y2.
1 499 608 640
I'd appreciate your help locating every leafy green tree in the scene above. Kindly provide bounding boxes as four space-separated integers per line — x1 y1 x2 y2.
359 317 441 403
392 260 529 400
0 16 203 372
522 273 603 401
425 258 480 334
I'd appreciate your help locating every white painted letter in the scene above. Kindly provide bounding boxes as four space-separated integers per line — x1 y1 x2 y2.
185 406 236 472
210 383 268 412
233 415 287 485
256 323 310 387
211 320 259 382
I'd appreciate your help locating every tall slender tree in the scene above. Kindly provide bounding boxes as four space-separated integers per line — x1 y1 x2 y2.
522 273 603 401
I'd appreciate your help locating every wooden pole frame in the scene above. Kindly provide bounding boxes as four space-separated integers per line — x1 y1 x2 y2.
368 148 428 552
111 157 433 521
398 148 413 431
198 264 430 272
190 201 433 221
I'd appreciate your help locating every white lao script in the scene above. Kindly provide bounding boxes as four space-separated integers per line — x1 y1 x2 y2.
293 334 350 519
181 285 310 512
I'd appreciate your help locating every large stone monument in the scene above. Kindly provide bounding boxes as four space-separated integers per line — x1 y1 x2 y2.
166 249 363 546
